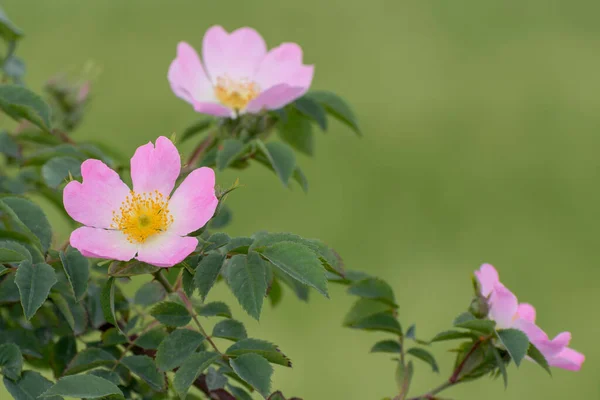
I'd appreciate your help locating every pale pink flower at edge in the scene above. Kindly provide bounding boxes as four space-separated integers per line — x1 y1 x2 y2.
63 136 218 268
474 264 584 371
168 25 314 118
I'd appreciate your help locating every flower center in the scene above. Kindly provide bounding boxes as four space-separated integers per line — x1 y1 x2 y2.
111 190 173 244
214 75 260 111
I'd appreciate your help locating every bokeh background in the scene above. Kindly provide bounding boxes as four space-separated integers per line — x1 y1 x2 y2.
3 1 599 398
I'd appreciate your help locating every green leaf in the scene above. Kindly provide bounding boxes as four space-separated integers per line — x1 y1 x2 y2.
307 90 360 135
225 237 254 254
294 96 327 131
0 272 20 304
150 301 191 327
59 247 89 302
204 232 231 251
527 343 551 375
292 167 309 193
0 343 23 380
430 330 478 343
343 298 394 326
0 131 19 158
206 367 227 391
257 241 327 297
212 319 247 342
15 260 57 320
195 301 232 318
496 329 529 367
134 281 166 307
134 327 167 350
277 109 314 156
407 348 439 373
0 240 31 264
2 196 52 252
181 118 213 142
455 319 496 334
230 353 272 399
0 7 23 42
370 340 401 354
395 360 413 396
41 374 123 398
453 312 476 325
108 260 159 277
347 312 402 335
50 336 76 377
194 253 226 300
4 371 60 400
256 140 296 186
226 338 291 367
155 328 205 371
227 252 268 320
64 347 116 375
173 351 220 400
41 157 82 188
229 385 254 400
121 355 165 392
216 139 245 171
87 370 122 387
100 277 121 333
0 85 52 131
347 278 396 307
492 347 508 388
101 328 127 346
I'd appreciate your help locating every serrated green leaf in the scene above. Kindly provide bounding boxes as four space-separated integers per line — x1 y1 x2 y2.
121 355 165 392
407 347 439 372
204 232 231 251
0 343 23 380
134 281 166 307
292 167 308 193
100 277 121 334
87 369 121 387
59 247 89 302
527 343 552 375
108 260 159 277
173 351 220 400
255 140 296 186
347 312 402 335
42 157 81 188
0 131 19 158
4 371 60 400
101 328 127 346
496 329 529 367
195 301 232 318
430 330 478 343
0 84 52 131
206 367 227 391
227 252 268 320
216 139 245 170
212 319 247 342
155 329 205 371
1 196 51 252
194 253 226 301
455 319 496 334
343 298 394 327
41 374 123 398
307 90 360 135
15 260 57 320
0 240 31 264
134 327 167 350
492 347 508 388
277 109 314 156
225 237 254 254
453 312 476 325
150 301 191 327
257 241 327 297
50 335 76 377
0 7 22 42
294 96 327 131
226 338 291 367
370 340 401 354
64 347 116 375
347 278 396 307
229 354 272 399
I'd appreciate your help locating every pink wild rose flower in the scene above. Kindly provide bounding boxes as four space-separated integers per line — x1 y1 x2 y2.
63 136 218 268
474 263 584 371
168 25 313 117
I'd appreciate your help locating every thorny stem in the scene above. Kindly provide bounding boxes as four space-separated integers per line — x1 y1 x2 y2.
405 337 489 400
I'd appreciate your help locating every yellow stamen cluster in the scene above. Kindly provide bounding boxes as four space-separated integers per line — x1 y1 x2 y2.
111 190 173 244
214 75 260 110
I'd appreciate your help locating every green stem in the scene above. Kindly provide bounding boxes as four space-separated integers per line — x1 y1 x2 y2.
154 270 174 293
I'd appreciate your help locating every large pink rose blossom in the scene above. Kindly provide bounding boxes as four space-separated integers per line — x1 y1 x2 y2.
475 264 584 371
168 25 314 117
63 136 218 268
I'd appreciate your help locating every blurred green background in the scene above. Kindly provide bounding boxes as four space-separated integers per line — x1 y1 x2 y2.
3 0 599 398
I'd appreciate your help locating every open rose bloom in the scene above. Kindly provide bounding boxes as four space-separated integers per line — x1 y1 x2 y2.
63 136 218 267
168 25 314 117
475 264 584 371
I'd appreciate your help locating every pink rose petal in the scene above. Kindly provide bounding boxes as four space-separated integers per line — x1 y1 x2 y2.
136 233 198 268
130 136 181 197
